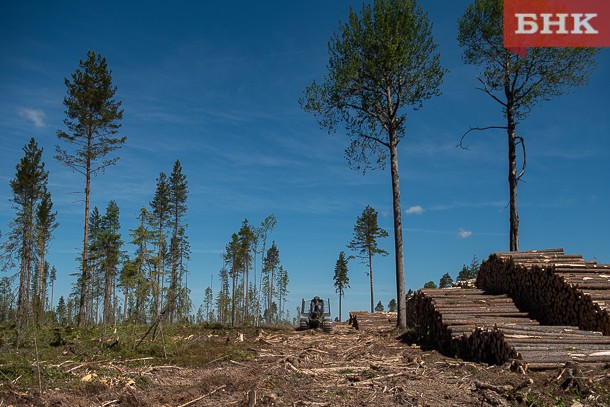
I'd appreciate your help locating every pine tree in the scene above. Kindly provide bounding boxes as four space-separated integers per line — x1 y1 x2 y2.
56 296 67 325
238 219 255 322
150 173 170 320
203 286 213 322
276 266 289 321
130 207 154 323
302 0 446 328
34 190 58 323
262 242 280 324
348 206 388 313
216 265 230 325
225 233 241 327
375 301 384 312
423 281 437 289
388 298 397 312
91 201 123 335
167 160 188 323
439 273 453 288
1 138 48 336
255 214 276 326
333 251 350 321
55 51 125 327
458 0 598 251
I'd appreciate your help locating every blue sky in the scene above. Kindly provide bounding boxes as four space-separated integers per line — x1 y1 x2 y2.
1 1 609 320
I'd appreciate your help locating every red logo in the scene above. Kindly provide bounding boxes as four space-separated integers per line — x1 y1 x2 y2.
504 0 610 56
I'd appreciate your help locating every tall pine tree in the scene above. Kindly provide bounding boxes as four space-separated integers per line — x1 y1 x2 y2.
167 160 188 322
333 251 350 321
55 51 125 327
1 138 49 338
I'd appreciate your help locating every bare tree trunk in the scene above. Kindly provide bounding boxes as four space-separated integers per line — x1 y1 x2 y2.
38 251 46 323
368 251 374 313
507 107 519 252
78 147 91 328
338 290 342 322
389 133 407 329
123 285 128 322
231 264 237 327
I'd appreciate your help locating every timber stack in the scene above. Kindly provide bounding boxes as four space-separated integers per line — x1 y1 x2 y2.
406 288 535 362
477 249 610 334
407 287 610 369
349 311 396 333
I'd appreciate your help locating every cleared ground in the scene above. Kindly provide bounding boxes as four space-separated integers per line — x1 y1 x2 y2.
1 323 609 406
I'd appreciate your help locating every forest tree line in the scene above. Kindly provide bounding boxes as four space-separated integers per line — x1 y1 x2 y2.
0 52 292 344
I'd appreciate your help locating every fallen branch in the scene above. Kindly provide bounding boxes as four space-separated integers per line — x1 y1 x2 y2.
178 385 226 407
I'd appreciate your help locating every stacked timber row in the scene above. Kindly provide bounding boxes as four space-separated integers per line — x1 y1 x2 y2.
497 324 610 370
477 249 610 335
406 288 534 361
349 311 397 332
407 287 610 369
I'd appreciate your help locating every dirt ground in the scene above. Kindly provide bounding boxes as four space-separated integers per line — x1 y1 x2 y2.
2 323 610 406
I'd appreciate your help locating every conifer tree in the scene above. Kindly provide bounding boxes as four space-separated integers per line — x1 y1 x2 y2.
302 0 446 328
276 266 289 321
348 206 388 313
256 214 276 326
439 272 453 288
238 219 255 321
1 138 48 336
216 265 230 324
34 190 58 322
130 207 154 323
56 295 67 325
55 51 125 327
150 173 170 320
225 234 241 327
333 251 350 321
167 160 188 322
90 201 122 335
262 242 280 324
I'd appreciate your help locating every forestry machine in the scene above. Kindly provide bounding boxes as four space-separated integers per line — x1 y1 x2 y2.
299 296 333 332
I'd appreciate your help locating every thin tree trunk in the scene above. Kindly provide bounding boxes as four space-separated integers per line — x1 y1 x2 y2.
231 263 237 327
368 251 374 313
389 134 407 328
507 107 519 252
123 285 128 322
78 146 91 328
38 251 46 323
338 290 342 322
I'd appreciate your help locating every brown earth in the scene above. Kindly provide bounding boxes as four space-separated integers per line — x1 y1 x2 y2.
1 323 610 406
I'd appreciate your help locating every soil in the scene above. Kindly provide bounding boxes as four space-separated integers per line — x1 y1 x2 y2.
1 323 609 406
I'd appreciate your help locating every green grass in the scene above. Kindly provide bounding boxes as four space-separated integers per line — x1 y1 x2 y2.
0 322 265 392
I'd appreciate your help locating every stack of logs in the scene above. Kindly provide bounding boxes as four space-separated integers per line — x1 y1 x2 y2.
477 249 610 335
406 288 534 363
407 287 610 369
349 311 397 332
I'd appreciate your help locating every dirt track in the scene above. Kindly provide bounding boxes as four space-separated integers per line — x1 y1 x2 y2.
3 323 610 406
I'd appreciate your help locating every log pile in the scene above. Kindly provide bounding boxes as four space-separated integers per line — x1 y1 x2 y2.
407 287 610 369
349 311 397 332
477 249 610 335
406 288 535 360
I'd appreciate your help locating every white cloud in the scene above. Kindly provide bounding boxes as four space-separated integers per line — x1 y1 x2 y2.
405 205 424 215
458 228 473 239
19 108 46 128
